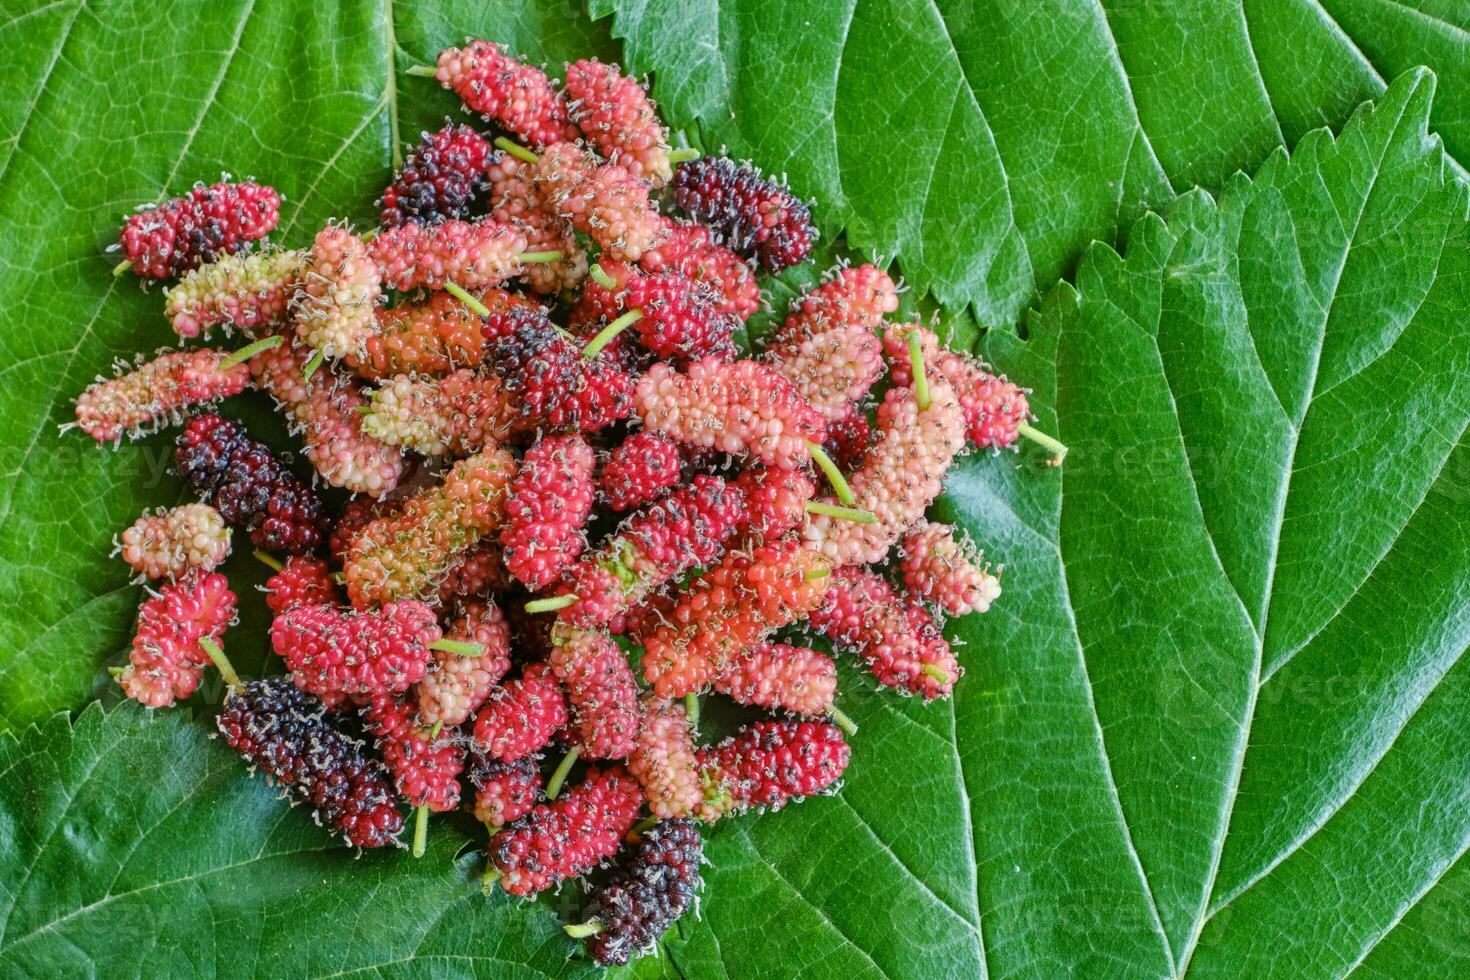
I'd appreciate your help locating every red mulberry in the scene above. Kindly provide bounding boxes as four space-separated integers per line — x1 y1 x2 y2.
900 521 1002 616
599 432 682 511
363 694 465 811
380 124 494 227
348 289 533 381
362 369 518 457
639 539 831 699
533 142 664 261
670 156 814 271
640 217 760 321
696 719 848 819
217 676 403 848
823 406 873 470
487 172 586 294
807 567 959 699
615 272 737 363
634 358 827 467
732 466 816 544
118 503 231 580
249 340 404 496
294 225 381 361
628 698 701 820
489 766 642 896
766 322 882 421
343 447 516 607
117 571 236 708
783 264 899 342
472 662 568 762
116 180 280 281
173 413 328 555
564 59 671 184
549 626 640 760
501 435 595 589
712 642 836 717
74 348 249 442
469 754 544 827
330 496 401 565
437 542 513 602
417 600 512 728
576 818 703 965
165 248 304 339
883 324 1033 453
264 555 339 613
433 41 576 147
370 219 529 293
486 305 633 433
271 599 440 706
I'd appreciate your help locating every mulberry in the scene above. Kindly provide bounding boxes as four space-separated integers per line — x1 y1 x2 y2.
900 521 1001 616
575 818 703 966
598 432 682 511
712 642 836 717
487 173 586 294
348 289 533 381
782 264 899 342
380 124 494 227
437 543 513 602
369 219 530 293
118 503 231 580
173 413 328 555
533 142 664 261
417 600 512 728
164 248 304 339
217 676 403 848
469 754 544 827
501 435 595 589
74 348 249 442
604 272 737 363
732 466 816 544
117 571 236 708
807 567 959 699
294 225 381 361
549 626 640 760
433 41 576 147
639 539 831 699
362 369 517 457
488 766 642 896
329 496 401 565
472 662 568 762
363 694 465 811
116 180 280 281
670 156 814 271
343 446 516 607
627 698 701 820
248 339 404 496
271 599 441 706
639 217 760 321
823 406 873 470
486 305 633 433
696 719 848 819
634 358 827 468
564 59 671 184
264 555 339 613
765 323 882 421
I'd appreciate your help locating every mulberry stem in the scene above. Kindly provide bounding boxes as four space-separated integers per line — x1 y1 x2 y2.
588 263 617 289
518 250 564 264
481 867 503 896
443 281 491 317
828 706 859 736
546 746 582 800
219 333 284 369
1017 422 1068 466
252 549 284 572
564 920 604 939
428 638 485 657
404 63 436 77
683 692 700 729
631 815 659 835
907 330 930 411
806 442 855 506
804 501 876 523
583 309 642 358
804 566 832 581
525 594 577 614
196 635 240 690
920 663 952 684
430 719 444 738
494 136 539 164
301 349 324 381
412 804 430 858
667 147 701 164
111 257 133 277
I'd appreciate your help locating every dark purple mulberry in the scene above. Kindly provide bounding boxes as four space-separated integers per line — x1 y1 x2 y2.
670 156 814 271
575 818 704 965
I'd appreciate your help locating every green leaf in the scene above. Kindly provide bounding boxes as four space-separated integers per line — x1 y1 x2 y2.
591 0 1470 321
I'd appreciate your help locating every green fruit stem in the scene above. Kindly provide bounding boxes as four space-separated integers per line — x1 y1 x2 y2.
827 706 859 736
404 64 437 78
443 281 491 317
301 349 325 382
583 309 642 359
906 330 931 411
1017 422 1068 466
588 263 618 289
196 635 241 690
518 250 563 264
111 257 133 277
494 136 539 165
545 746 582 800
564 920 605 939
683 692 700 729
412 804 430 858
920 663 952 685
219 333 283 370
428 638 485 657
525 594 577 614
252 549 284 572
805 442 856 506
804 566 833 582
666 147 702 164
805 501 876 523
